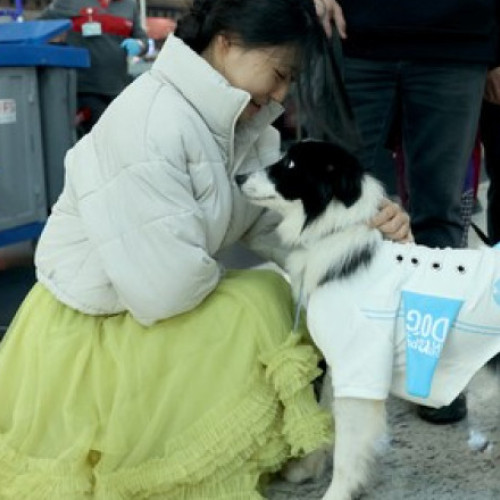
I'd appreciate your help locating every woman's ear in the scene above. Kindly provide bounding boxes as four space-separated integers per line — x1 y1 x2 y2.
204 34 229 74
215 33 231 54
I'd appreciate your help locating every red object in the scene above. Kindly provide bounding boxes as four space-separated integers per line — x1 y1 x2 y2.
72 9 133 37
471 134 482 201
75 107 92 126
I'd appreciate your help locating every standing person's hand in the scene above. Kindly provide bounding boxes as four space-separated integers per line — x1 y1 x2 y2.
370 198 414 243
484 67 500 105
121 38 144 57
314 0 347 39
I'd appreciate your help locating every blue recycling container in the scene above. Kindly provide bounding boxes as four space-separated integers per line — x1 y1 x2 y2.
0 19 89 68
0 20 90 247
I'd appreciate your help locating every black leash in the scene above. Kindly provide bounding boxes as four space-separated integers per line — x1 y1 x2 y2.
469 221 492 247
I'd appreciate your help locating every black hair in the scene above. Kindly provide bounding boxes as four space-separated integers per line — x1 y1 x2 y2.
175 0 360 151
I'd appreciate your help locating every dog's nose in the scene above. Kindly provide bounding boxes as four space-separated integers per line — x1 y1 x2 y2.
235 173 249 186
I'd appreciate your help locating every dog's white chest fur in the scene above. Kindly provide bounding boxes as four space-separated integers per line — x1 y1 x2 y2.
307 240 500 408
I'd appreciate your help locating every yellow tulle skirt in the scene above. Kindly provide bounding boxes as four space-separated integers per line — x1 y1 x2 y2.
0 269 332 499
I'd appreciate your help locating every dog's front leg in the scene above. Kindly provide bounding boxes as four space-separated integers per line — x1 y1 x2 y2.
322 398 387 500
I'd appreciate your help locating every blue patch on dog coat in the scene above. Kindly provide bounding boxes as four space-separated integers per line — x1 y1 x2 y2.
402 291 463 398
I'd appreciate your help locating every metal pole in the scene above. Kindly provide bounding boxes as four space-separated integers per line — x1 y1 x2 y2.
138 0 147 30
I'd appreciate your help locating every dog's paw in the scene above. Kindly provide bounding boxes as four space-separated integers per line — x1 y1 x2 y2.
321 486 347 500
321 487 335 500
281 447 331 483
322 483 360 500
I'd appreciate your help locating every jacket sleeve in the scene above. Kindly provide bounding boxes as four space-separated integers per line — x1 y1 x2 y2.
240 208 290 270
237 125 290 269
75 157 222 326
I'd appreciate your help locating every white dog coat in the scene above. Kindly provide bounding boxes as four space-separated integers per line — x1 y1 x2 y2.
307 241 500 408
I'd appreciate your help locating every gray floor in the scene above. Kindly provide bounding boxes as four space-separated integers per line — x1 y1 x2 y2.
267 372 500 499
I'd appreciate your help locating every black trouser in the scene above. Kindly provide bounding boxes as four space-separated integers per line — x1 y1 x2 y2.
343 58 487 248
480 100 500 245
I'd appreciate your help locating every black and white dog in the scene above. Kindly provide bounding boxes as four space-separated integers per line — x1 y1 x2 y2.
236 140 500 500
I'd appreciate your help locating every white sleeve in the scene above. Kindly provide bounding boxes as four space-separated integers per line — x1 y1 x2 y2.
78 159 221 326
240 208 289 269
237 125 289 268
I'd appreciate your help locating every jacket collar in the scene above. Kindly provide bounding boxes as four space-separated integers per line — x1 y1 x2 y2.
151 34 283 154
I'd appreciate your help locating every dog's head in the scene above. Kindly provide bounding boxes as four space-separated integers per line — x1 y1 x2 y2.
236 140 383 243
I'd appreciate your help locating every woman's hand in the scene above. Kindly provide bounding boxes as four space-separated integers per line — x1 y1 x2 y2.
314 0 347 38
370 198 414 243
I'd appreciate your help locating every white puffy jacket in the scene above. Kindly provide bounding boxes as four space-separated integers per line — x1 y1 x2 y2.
35 35 287 326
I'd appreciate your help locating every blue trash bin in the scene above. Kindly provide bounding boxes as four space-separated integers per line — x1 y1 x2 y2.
0 20 89 247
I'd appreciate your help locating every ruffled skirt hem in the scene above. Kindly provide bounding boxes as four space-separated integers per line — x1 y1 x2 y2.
0 270 332 498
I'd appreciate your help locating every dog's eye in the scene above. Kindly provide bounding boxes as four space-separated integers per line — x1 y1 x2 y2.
287 160 295 169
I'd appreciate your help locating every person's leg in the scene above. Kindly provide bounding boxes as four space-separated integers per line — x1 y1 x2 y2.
343 57 400 197
401 61 487 248
400 61 487 423
480 99 500 244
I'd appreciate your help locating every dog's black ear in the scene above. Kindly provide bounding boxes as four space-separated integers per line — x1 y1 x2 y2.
338 172 362 207
332 153 364 207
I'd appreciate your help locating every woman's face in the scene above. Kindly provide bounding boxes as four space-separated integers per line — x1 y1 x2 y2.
206 36 298 121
